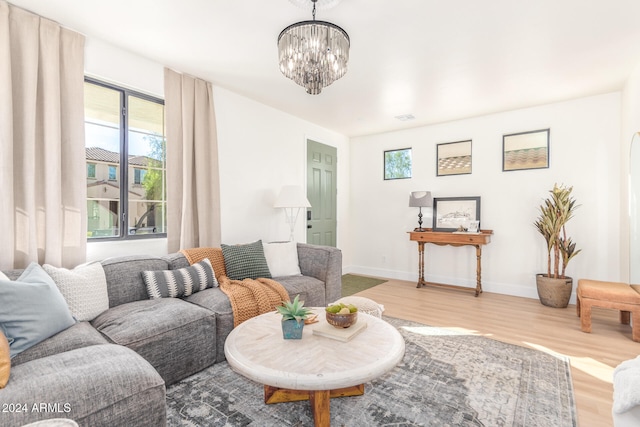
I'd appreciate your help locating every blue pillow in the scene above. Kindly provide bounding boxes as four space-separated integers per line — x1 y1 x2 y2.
0 263 76 358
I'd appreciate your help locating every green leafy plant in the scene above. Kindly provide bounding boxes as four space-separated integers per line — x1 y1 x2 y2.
275 295 311 322
534 183 582 279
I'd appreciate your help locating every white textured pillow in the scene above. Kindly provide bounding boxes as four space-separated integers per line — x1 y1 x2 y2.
0 271 8 281
43 262 109 321
262 241 302 277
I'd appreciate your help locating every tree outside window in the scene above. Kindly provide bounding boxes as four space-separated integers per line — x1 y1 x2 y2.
384 148 412 180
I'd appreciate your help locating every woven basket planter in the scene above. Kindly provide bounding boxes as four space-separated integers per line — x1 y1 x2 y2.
536 274 573 308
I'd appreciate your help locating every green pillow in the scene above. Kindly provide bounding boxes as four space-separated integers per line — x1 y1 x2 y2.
0 263 76 358
221 240 272 280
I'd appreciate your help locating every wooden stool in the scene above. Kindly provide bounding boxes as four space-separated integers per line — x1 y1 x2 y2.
576 279 640 342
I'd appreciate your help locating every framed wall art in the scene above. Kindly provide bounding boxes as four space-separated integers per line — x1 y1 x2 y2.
437 140 472 176
384 148 412 180
502 128 549 171
432 196 481 232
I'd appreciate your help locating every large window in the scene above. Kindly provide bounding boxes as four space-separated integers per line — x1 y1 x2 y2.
84 79 167 239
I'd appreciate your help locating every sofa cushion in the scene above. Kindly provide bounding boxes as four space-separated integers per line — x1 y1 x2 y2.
43 262 109 321
10 321 109 368
0 263 76 358
0 329 9 388
184 287 234 363
92 298 216 385
142 258 218 299
275 275 326 307
263 241 302 277
101 255 170 307
163 252 191 270
221 240 272 280
0 344 166 427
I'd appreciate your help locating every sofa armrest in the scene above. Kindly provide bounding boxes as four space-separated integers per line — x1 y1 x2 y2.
297 243 342 304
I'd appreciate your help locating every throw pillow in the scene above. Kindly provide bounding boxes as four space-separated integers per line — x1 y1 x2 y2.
221 240 272 280
179 247 227 280
0 271 8 281
143 258 218 299
0 327 9 388
0 263 76 358
43 262 109 322
263 241 302 277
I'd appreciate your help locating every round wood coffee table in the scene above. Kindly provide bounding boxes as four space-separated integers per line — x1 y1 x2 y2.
224 308 405 426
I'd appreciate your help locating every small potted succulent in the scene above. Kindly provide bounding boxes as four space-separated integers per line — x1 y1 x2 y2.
276 294 312 339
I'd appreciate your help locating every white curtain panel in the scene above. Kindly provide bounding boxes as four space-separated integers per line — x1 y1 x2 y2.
164 68 221 252
0 1 86 269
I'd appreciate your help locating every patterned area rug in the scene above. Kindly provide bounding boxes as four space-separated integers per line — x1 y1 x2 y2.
166 317 577 426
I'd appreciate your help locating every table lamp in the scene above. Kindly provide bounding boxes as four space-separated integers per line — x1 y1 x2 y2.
409 191 432 231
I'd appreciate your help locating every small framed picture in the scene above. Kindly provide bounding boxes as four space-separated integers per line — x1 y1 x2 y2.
437 140 472 176
503 128 549 171
384 148 412 180
432 196 481 232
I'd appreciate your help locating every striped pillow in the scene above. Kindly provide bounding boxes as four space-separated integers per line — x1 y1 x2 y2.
142 258 218 299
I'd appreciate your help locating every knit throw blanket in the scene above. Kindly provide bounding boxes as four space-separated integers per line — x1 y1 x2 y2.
180 247 290 327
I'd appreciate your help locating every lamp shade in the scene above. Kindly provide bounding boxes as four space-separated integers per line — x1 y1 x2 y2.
409 191 432 207
274 185 311 208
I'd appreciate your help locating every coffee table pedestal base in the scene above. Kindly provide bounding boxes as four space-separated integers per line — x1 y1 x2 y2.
264 384 364 427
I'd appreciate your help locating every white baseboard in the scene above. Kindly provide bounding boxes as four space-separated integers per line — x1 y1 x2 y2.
343 264 578 305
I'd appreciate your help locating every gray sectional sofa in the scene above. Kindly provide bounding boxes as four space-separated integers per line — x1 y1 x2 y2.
0 243 342 427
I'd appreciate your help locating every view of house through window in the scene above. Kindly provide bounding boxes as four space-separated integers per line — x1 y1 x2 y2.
84 79 167 239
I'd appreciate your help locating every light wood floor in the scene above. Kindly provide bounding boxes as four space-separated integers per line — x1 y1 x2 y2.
355 279 639 427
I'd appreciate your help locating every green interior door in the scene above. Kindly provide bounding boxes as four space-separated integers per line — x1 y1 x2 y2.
306 140 337 247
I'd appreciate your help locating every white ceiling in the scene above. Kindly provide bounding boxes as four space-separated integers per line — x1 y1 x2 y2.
8 0 640 137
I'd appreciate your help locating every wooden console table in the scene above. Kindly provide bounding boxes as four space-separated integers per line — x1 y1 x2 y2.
408 229 493 296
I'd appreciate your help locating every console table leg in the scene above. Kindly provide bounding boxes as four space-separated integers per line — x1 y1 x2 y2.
475 245 482 296
417 241 426 288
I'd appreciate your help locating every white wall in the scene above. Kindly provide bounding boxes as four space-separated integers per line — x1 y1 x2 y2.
621 63 640 283
349 93 621 301
84 37 351 263
213 86 350 248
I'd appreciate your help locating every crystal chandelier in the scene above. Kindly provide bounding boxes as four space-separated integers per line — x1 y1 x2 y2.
277 0 350 95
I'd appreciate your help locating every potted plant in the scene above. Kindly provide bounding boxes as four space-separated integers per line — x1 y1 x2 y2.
276 295 312 339
533 183 582 308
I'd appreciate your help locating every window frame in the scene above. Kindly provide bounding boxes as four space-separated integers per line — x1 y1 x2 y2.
85 77 167 241
133 167 146 185
87 163 96 179
108 165 118 181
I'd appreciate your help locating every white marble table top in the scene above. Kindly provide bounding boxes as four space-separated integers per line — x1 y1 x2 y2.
224 308 405 391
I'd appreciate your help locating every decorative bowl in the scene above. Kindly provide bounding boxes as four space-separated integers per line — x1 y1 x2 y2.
326 311 358 328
